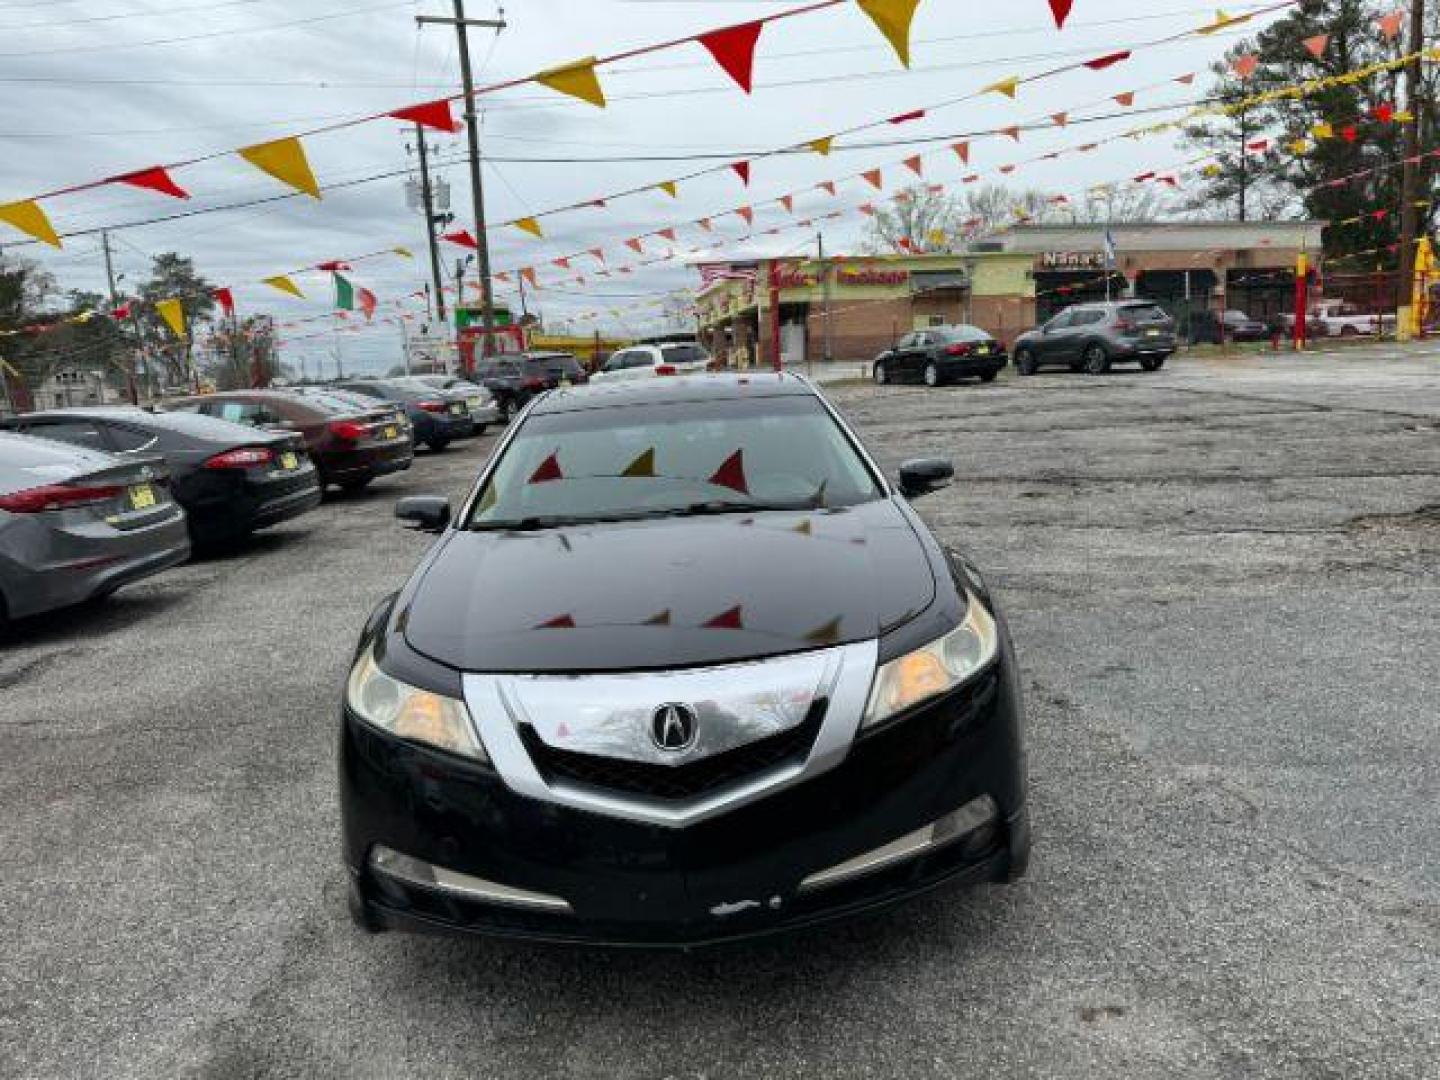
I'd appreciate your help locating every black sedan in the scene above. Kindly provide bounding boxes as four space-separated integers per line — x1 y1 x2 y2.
2 408 321 548
340 374 1029 946
335 380 474 451
872 325 1007 387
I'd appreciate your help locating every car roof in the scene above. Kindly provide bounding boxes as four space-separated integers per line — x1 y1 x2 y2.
14 406 154 423
530 372 813 415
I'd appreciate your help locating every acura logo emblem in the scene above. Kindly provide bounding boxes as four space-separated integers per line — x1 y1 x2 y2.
651 703 698 752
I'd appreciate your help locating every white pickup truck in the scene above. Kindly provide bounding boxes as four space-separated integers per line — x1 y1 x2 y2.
1311 300 1395 338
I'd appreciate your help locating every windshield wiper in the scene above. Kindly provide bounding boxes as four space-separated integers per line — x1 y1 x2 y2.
471 499 822 532
470 515 597 532
635 499 816 520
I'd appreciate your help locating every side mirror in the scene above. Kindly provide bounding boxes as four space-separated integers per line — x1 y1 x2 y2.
396 495 451 533
898 458 955 500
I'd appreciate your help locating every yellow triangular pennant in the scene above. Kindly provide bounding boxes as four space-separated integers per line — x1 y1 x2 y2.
658 181 678 198
808 136 835 156
1198 8 1252 34
0 199 61 248
262 275 305 299
392 246 414 258
857 0 921 68
155 298 187 340
534 57 607 108
239 137 321 199
514 217 544 238
984 76 1021 99
622 448 656 478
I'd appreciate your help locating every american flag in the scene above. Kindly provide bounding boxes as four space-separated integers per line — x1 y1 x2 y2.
698 262 759 285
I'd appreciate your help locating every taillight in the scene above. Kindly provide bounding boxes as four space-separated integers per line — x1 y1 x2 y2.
655 364 678 376
417 400 447 413
204 447 273 470
1115 318 1136 333
944 343 973 356
0 482 122 513
329 420 368 442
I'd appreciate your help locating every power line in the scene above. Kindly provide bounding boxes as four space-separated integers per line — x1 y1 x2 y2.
0 0 275 32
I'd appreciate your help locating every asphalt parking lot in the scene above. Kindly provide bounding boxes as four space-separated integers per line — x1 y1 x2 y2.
2 346 1438 1079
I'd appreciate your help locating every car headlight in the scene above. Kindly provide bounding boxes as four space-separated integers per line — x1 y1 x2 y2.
346 645 488 762
862 593 999 729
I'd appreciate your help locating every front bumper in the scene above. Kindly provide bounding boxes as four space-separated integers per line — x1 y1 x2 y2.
340 657 1028 947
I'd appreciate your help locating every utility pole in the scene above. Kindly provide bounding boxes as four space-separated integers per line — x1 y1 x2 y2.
101 230 139 405
818 231 833 369
1396 0 1426 341
418 2 505 363
413 123 448 331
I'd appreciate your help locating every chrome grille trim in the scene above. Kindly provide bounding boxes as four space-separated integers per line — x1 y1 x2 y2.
462 640 879 828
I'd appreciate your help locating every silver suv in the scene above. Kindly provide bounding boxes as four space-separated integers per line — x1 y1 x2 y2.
1013 301 1177 376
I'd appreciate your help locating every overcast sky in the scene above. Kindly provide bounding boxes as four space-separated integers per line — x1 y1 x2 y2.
0 0 1282 374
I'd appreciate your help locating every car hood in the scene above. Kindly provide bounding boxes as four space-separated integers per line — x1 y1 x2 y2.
400 499 937 673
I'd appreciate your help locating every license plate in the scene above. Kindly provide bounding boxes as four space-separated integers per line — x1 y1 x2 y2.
1146 328 1161 337
975 345 990 355
279 452 299 471
128 483 157 511
448 403 465 416
384 425 399 440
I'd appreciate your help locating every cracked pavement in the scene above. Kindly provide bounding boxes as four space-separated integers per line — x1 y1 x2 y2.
2 345 1437 1078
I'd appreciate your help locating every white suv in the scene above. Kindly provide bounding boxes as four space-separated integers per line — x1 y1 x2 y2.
592 343 712 383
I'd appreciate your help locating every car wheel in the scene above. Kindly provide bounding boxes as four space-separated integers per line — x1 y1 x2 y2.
1083 343 1111 375
1340 324 1359 337
1140 355 1166 372
348 882 381 934
340 477 372 493
979 370 999 383
1016 349 1038 376
873 361 889 385
473 425 488 437
426 437 450 452
923 362 941 387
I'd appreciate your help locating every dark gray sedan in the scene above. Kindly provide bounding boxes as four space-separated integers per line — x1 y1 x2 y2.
0 432 190 629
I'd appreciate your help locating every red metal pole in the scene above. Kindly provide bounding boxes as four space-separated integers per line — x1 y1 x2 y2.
768 260 783 372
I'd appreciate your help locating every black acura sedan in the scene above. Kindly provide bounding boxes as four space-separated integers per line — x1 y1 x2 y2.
341 374 1029 945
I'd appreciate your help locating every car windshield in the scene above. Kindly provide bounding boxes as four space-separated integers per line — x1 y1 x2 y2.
293 392 377 415
467 395 883 530
528 354 583 376
660 344 709 364
1121 304 1170 323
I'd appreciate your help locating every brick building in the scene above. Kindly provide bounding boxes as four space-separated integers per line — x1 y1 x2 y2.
694 220 1326 366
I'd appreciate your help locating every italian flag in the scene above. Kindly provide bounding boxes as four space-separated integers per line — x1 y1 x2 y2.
334 272 378 320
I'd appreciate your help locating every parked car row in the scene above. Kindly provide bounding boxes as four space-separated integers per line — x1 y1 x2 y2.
0 373 509 633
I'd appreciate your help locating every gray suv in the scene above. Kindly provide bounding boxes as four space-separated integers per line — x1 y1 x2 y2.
1013 301 1177 376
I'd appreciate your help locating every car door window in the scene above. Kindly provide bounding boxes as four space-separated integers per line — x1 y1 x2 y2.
895 333 916 350
24 418 108 452
1045 312 1072 332
625 352 654 370
106 425 159 452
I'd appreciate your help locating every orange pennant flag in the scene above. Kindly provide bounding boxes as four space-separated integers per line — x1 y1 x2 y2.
856 0 921 68
1051 112 1069 127
520 267 539 288
1231 54 1258 80
862 168 883 189
535 57 606 108
239 136 321 199
1378 10 1404 39
1175 72 1196 85
513 217 543 238
735 206 754 225
818 180 837 196
952 141 970 164
903 155 924 176
1303 34 1329 58
0 199 61 248
779 194 794 212
625 237 644 253
1002 125 1021 141
1113 91 1136 107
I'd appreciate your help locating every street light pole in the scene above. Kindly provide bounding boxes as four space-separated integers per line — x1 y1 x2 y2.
418 3 505 366
1396 0 1426 341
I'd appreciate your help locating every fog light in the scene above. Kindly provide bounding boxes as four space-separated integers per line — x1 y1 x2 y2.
369 845 572 913
798 796 998 893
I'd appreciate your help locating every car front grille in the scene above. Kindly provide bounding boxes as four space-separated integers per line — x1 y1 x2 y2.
518 701 826 801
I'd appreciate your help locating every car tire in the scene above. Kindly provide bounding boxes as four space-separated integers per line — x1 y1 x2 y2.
979 371 999 383
1082 343 1111 375
1016 349 1038 376
1139 355 1166 372
498 400 514 423
1340 324 1359 337
348 882 382 934
873 361 889 385
340 477 372 493
473 425 488 437
923 362 941 387
426 438 451 452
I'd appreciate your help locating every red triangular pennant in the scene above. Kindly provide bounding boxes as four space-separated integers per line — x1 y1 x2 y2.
709 448 748 494
1048 0 1074 28
1002 125 1022 141
537 614 576 629
818 180 837 196
625 237 644 253
1113 92 1135 107
658 227 677 242
698 21 764 94
903 154 924 176
110 166 190 200
889 109 926 124
211 287 234 316
529 452 563 484
389 99 461 134
357 287 377 320
1303 33 1330 59
730 160 751 185
703 605 744 630
862 168 883 189
1085 50 1131 70
1051 112 1069 127
442 229 478 249
735 206 754 225
952 141 970 164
